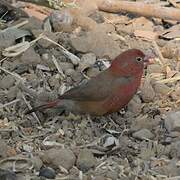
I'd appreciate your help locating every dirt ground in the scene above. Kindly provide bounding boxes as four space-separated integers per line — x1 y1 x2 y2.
0 0 180 179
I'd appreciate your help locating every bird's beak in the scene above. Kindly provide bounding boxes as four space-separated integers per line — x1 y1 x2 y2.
144 54 155 67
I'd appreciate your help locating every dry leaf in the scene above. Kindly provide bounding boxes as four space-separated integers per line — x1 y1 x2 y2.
134 30 158 41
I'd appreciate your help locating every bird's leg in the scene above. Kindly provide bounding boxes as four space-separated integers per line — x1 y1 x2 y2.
87 115 99 137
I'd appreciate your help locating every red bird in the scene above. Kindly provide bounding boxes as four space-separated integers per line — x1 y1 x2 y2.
26 49 151 116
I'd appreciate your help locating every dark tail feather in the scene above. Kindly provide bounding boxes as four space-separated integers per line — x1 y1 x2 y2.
25 100 59 114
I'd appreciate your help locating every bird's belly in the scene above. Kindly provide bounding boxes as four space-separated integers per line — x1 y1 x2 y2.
76 100 107 116
103 83 139 114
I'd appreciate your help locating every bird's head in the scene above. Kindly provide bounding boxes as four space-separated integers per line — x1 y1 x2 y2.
110 49 152 77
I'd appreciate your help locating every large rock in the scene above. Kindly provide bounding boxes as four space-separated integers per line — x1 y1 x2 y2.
70 26 121 59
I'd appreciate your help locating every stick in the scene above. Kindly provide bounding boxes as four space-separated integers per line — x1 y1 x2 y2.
51 55 65 78
98 0 180 21
0 99 20 109
42 35 80 65
0 66 24 81
152 41 166 65
22 94 41 126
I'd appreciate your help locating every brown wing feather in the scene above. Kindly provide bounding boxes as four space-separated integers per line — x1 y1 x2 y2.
60 69 132 101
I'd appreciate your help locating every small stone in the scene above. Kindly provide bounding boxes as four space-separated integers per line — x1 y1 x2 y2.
39 167 56 179
13 63 29 74
48 74 60 88
0 90 7 103
0 169 17 180
131 115 159 132
128 95 142 114
22 16 43 31
147 64 163 74
20 47 41 65
78 53 96 71
0 140 10 158
164 111 180 132
77 149 97 172
0 75 15 89
71 71 83 83
41 148 76 170
153 83 171 95
59 62 74 72
89 11 104 23
50 10 74 32
141 78 155 102
170 141 180 158
132 129 154 140
7 86 18 101
171 86 180 101
65 68 75 76
31 156 43 171
86 67 100 78
106 170 119 180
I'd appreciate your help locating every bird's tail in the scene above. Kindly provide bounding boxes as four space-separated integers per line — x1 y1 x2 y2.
25 100 59 114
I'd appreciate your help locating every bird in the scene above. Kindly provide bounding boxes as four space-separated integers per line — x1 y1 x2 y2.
26 49 152 116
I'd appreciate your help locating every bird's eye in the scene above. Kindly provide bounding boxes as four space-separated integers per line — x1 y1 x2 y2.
136 57 143 62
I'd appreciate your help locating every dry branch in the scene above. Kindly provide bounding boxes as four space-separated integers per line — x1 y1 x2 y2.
98 0 180 21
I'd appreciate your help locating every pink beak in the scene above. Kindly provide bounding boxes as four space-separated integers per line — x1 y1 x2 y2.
144 54 155 67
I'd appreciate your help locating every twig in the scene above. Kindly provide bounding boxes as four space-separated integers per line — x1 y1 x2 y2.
152 41 166 65
168 0 180 8
21 94 41 126
98 0 180 21
157 76 180 83
0 99 20 109
13 20 29 28
42 35 80 65
0 57 8 63
51 55 65 78
0 66 24 81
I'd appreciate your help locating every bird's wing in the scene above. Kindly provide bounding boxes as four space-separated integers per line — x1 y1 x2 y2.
60 70 132 101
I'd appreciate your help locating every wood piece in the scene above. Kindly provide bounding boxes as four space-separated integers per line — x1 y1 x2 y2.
98 0 180 21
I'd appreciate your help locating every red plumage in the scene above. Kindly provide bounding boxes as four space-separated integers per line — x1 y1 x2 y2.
26 49 151 116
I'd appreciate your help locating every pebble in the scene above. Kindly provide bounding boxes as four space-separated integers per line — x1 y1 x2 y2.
13 63 29 74
20 47 41 66
86 67 100 78
39 167 56 179
50 10 74 32
7 86 18 101
77 149 97 172
41 148 76 170
78 53 96 71
0 90 7 103
132 128 154 140
31 156 43 171
0 169 17 180
128 95 142 114
147 64 163 74
0 140 10 158
153 83 171 95
164 111 180 132
130 115 159 132
59 62 74 72
141 78 155 102
0 75 15 89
